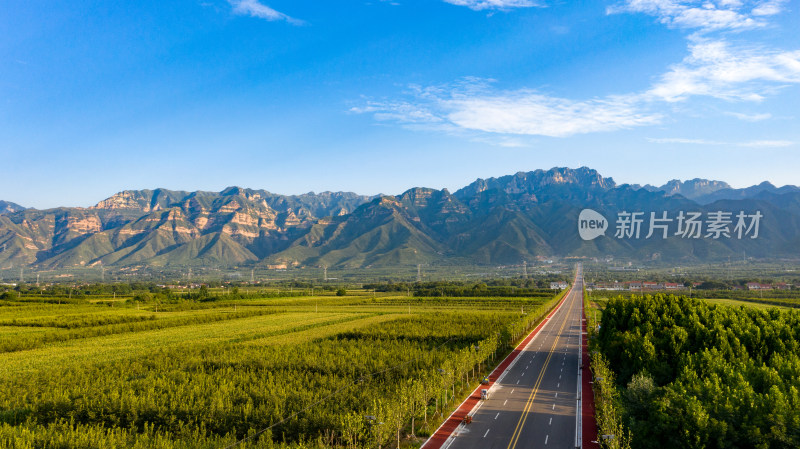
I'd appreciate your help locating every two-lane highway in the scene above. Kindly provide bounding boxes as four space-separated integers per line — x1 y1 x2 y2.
445 265 585 449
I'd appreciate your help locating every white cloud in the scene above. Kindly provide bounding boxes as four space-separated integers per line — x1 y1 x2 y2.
443 0 542 11
228 0 302 24
752 0 789 16
648 137 795 147
647 40 800 102
357 39 800 139
738 139 795 147
607 0 786 32
354 79 661 138
357 0 797 142
724 111 772 121
647 137 725 144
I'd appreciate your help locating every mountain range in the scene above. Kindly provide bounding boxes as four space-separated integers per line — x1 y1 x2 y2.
2 167 800 269
634 179 800 204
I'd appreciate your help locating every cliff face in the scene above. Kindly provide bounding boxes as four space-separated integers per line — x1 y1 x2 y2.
2 168 800 269
658 179 731 200
0 188 373 268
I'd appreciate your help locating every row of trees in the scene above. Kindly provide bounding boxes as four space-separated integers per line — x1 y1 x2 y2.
0 295 562 448
0 309 279 354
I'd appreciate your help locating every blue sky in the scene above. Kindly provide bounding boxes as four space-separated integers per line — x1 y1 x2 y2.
2 0 798 209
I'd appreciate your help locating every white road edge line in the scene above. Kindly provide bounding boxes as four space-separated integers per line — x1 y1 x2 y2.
420 280 576 449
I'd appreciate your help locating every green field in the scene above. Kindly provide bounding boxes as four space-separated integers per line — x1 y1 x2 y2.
0 290 565 448
700 296 794 310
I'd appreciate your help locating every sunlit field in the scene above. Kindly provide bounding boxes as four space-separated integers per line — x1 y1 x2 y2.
0 289 566 448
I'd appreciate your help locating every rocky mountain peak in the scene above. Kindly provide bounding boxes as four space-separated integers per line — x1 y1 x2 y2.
659 179 731 199
455 166 615 200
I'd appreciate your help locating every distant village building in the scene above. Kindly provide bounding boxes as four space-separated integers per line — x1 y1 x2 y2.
550 281 568 290
747 282 773 290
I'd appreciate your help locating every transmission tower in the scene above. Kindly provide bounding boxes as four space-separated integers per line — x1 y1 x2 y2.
416 264 422 282
523 261 528 279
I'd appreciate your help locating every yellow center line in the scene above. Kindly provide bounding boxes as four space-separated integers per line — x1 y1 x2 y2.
506 288 576 449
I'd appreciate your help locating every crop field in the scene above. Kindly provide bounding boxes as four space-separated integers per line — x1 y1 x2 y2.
0 290 564 448
700 296 794 310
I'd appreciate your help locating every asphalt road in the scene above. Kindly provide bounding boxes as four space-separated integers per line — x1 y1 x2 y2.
447 266 584 449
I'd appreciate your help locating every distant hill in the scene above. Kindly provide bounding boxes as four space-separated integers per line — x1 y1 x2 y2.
634 179 731 200
693 182 800 204
634 178 800 205
1 168 799 269
0 201 26 215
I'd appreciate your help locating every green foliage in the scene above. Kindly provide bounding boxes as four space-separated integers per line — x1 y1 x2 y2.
0 308 281 354
590 353 632 449
0 293 562 448
597 294 800 449
413 283 554 298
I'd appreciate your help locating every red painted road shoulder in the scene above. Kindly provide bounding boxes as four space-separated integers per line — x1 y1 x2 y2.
582 308 600 449
421 288 572 449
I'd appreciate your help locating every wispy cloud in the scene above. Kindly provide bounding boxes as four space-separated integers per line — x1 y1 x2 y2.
647 40 800 102
228 0 302 24
353 79 661 138
355 38 800 138
356 0 797 142
607 0 788 33
724 111 772 121
647 137 725 145
738 139 795 147
443 0 543 11
751 0 789 16
648 137 794 147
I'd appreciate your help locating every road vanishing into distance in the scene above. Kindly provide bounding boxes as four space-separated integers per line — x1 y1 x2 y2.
445 265 584 449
